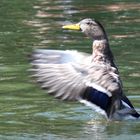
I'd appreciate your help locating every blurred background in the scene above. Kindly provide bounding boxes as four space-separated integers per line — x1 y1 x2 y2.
0 0 140 139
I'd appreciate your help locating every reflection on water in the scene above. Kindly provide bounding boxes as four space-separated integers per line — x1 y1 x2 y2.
103 3 140 12
0 0 140 139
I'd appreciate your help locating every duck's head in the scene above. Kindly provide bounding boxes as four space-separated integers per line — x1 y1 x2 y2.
63 18 107 40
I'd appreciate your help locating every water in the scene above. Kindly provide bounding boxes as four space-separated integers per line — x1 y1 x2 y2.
0 0 140 139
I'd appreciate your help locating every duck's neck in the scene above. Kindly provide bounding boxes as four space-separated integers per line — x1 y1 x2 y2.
92 39 116 67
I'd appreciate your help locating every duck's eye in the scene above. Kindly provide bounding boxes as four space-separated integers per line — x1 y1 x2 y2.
87 22 91 25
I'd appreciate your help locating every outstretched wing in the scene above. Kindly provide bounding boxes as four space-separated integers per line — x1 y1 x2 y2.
31 49 92 100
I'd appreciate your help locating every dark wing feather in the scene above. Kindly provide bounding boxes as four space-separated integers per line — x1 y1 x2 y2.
82 86 111 111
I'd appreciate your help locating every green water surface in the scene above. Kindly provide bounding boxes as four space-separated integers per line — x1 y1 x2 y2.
0 0 140 139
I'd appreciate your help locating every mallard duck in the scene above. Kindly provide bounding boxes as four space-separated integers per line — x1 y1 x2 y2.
31 18 140 120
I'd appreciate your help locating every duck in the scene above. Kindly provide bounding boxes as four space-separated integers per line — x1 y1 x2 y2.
31 18 140 121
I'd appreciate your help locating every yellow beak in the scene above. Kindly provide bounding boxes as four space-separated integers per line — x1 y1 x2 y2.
62 24 80 30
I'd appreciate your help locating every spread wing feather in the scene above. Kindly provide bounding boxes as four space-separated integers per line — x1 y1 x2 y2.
31 49 91 100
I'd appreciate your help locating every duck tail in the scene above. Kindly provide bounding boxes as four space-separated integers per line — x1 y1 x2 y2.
121 95 140 118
